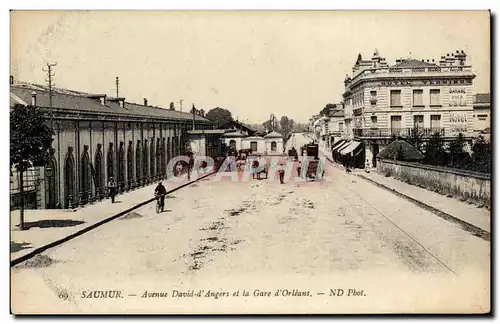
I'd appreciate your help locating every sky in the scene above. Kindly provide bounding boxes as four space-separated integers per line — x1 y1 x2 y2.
10 10 490 124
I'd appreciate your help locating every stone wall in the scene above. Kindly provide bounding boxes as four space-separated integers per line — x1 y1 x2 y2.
376 158 490 207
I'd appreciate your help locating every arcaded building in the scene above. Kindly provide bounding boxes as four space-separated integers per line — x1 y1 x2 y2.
10 80 215 210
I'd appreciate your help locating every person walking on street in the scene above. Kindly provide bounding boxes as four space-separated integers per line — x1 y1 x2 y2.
107 177 117 203
277 162 286 184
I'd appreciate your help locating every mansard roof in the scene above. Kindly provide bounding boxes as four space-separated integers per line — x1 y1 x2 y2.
10 82 211 123
390 59 438 68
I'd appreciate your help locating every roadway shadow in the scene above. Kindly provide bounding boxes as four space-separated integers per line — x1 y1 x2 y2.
111 200 122 203
10 241 32 253
158 209 173 213
20 219 86 230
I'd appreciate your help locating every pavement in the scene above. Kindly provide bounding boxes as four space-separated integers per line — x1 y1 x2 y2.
313 134 490 235
10 172 201 263
10 133 490 314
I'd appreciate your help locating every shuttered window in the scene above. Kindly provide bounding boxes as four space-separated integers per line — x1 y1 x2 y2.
390 90 401 107
430 89 441 106
430 115 441 129
413 89 423 106
413 115 424 128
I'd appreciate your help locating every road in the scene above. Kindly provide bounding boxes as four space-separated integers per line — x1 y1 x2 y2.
11 133 490 313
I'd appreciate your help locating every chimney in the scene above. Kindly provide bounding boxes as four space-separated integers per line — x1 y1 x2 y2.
119 99 125 108
10 75 13 85
86 94 106 105
31 91 37 106
144 98 148 106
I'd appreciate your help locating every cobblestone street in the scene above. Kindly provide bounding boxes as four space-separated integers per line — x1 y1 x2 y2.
10 133 490 314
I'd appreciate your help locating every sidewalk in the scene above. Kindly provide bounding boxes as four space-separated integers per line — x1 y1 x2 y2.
10 172 208 264
315 140 490 236
357 170 490 234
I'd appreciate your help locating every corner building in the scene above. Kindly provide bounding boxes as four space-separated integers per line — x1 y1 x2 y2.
342 50 475 168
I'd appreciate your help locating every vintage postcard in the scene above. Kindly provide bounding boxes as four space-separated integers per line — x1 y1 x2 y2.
9 10 491 314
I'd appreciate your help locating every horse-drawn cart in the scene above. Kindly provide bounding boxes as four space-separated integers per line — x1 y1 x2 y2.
299 144 324 181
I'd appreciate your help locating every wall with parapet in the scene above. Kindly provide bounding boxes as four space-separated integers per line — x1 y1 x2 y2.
376 158 490 207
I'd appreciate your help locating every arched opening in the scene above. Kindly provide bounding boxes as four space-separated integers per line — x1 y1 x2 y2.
143 140 149 182
118 142 125 191
271 141 277 152
167 137 171 166
161 138 166 177
107 143 114 183
127 141 133 188
45 155 57 209
64 149 76 209
80 147 91 204
136 141 142 186
229 140 237 150
150 138 156 179
156 138 161 178
94 147 103 198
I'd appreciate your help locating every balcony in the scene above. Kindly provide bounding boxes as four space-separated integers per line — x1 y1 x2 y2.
353 108 363 116
353 127 446 138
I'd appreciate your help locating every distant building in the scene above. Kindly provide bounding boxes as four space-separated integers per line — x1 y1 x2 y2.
342 49 476 168
473 93 490 134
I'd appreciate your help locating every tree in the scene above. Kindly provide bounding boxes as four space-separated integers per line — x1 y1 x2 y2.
280 116 294 137
447 133 466 168
471 135 491 173
10 104 54 230
205 107 233 128
423 132 446 166
169 102 175 111
405 127 424 151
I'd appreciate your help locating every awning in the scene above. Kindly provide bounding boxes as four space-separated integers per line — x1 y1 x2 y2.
340 141 362 156
331 139 346 151
334 140 352 153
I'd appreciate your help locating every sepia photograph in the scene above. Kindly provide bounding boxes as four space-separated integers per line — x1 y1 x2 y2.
9 9 491 314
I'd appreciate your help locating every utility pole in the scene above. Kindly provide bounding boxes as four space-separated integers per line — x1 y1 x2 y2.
42 63 57 126
192 104 196 131
115 76 119 97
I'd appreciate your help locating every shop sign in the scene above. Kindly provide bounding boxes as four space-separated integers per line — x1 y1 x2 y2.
449 87 467 107
379 78 472 87
449 112 468 135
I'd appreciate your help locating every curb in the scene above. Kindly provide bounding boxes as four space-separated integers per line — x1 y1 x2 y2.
356 174 490 242
10 171 216 267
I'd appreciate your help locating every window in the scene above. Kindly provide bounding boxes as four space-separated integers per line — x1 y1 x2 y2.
390 90 401 107
413 89 423 106
390 116 402 135
413 115 424 129
250 141 258 152
370 90 377 105
477 114 488 121
338 122 344 132
430 115 441 129
430 89 441 106
370 116 378 129
271 141 277 151
229 140 236 150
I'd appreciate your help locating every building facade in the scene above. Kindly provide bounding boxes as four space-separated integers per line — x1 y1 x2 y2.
473 93 490 134
343 50 476 168
10 80 214 210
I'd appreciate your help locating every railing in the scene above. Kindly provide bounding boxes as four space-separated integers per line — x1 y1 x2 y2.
353 127 446 138
348 65 472 85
